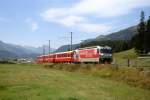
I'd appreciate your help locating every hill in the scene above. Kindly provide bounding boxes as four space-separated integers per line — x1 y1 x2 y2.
23 45 56 54
54 44 79 53
55 25 138 52
0 41 36 59
0 40 56 59
96 26 137 41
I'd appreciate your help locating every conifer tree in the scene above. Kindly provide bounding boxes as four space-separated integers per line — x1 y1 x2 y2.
134 11 146 53
145 16 150 53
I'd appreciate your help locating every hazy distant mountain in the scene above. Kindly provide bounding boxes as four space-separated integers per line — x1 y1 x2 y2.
0 41 55 59
0 50 18 58
0 40 57 59
54 44 80 53
55 25 138 52
23 45 56 54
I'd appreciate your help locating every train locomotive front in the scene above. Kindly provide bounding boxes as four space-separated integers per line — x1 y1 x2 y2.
73 46 112 64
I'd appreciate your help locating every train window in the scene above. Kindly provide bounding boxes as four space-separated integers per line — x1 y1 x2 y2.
100 49 112 53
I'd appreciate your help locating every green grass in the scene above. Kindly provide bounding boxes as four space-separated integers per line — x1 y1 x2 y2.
0 64 150 100
114 49 138 59
114 49 150 67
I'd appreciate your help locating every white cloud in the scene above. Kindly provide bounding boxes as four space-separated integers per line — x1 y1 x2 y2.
71 0 150 17
25 18 38 32
77 23 110 33
41 0 150 33
59 16 86 27
31 21 38 32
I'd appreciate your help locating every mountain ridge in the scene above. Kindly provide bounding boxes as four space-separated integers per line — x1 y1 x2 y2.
55 25 138 52
0 41 56 59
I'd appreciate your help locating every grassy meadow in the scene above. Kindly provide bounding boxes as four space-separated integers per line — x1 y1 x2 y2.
113 49 150 67
0 64 150 100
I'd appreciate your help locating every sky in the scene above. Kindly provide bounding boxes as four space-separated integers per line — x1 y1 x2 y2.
0 0 150 49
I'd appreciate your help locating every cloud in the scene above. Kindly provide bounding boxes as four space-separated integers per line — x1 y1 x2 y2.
58 16 86 27
77 23 110 33
41 0 150 33
71 0 150 17
25 18 38 32
31 22 38 32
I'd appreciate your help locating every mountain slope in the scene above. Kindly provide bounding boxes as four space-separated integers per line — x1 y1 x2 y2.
55 25 138 52
0 41 40 59
94 26 137 41
106 26 137 40
54 44 79 53
23 46 56 54
0 50 18 58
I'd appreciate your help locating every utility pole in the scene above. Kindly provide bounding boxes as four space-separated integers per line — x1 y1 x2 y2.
43 45 45 62
49 40 51 54
43 45 45 55
70 32 73 51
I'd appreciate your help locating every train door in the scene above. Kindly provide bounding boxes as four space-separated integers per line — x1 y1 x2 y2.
73 51 79 63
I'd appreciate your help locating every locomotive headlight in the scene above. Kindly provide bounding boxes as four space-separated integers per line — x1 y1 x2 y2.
100 53 104 56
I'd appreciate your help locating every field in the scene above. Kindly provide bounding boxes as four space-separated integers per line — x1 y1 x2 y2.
113 49 150 67
0 64 150 100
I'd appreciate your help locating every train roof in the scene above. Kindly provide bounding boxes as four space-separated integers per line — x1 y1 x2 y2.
78 46 102 50
77 45 111 50
53 50 73 55
38 51 74 57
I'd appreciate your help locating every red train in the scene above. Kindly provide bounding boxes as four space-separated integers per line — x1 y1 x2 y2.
37 46 112 64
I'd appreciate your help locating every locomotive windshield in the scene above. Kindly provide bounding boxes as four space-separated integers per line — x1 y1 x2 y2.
100 48 112 53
